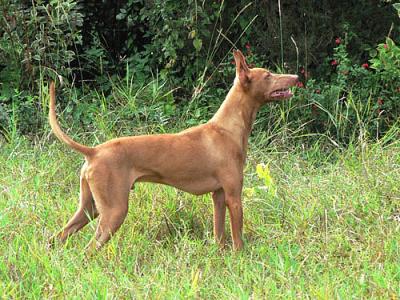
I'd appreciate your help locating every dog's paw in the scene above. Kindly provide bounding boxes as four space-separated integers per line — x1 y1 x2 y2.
46 235 58 250
47 232 65 250
84 239 100 259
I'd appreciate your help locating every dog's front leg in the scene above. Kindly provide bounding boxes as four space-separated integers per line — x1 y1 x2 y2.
212 188 226 247
226 195 244 251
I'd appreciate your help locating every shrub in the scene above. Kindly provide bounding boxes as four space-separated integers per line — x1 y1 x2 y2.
0 0 83 134
289 37 400 144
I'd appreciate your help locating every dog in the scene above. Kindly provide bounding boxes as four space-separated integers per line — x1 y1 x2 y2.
49 50 298 251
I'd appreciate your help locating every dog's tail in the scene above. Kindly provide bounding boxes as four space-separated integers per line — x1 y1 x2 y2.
49 81 95 156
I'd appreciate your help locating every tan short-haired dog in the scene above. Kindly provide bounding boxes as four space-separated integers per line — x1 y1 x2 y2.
49 50 298 251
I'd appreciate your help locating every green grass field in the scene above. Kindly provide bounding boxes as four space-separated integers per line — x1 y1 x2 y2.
1 131 399 298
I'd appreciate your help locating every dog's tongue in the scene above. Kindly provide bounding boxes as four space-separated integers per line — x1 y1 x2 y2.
271 90 293 98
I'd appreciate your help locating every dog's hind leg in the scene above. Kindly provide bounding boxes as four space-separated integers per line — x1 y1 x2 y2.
85 173 131 252
49 174 98 247
56 176 99 243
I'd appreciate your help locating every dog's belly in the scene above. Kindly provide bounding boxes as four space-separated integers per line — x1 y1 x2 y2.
136 174 220 195
167 177 221 195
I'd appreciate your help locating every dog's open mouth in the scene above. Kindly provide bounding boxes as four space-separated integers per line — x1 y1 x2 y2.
270 88 293 99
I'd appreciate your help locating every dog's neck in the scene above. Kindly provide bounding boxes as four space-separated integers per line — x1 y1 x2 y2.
210 83 261 154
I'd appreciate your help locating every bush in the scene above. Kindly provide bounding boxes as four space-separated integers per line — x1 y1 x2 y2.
0 0 83 134
288 37 400 144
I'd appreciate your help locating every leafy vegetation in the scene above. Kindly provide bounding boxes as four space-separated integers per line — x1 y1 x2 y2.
1 1 399 138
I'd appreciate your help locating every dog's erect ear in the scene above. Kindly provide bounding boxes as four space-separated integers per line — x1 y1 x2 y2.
233 50 250 88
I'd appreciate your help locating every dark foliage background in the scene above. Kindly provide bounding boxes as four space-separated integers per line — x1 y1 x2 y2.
77 0 399 86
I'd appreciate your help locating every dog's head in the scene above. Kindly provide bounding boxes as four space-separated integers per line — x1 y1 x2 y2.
233 50 298 103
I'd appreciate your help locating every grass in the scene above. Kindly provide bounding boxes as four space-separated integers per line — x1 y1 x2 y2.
1 124 400 298
1 77 399 298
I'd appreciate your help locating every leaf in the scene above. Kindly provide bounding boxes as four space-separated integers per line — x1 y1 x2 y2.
243 187 255 198
369 58 381 70
386 37 395 48
116 8 127 20
188 30 196 39
393 3 400 16
193 38 202 52
256 164 265 179
369 49 377 58
256 163 276 197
